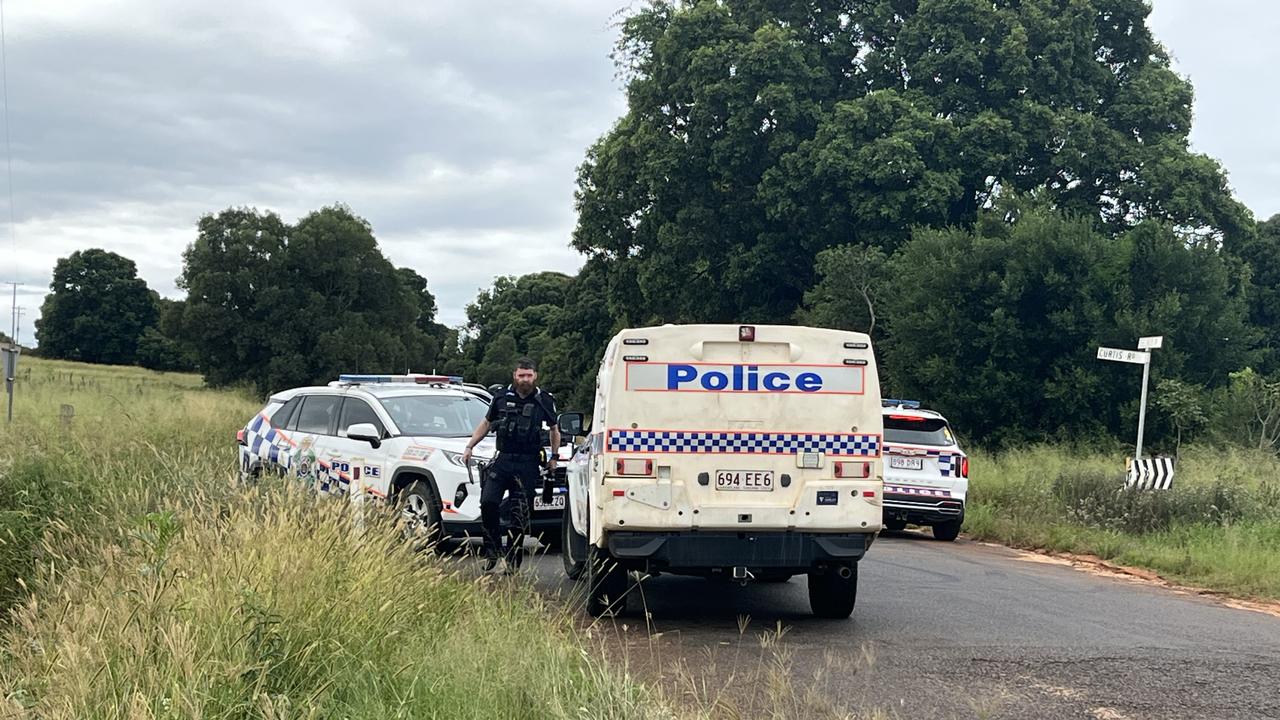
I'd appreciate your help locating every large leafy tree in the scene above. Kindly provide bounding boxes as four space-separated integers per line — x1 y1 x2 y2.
35 249 159 365
881 203 1257 446
573 0 1249 325
461 271 574 388
179 205 444 394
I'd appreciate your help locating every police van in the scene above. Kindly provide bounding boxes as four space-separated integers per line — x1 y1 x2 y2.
237 374 568 547
558 324 884 618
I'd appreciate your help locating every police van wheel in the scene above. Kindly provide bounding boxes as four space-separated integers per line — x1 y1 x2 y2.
398 481 444 552
932 517 962 542
808 563 858 619
561 510 586 580
585 547 627 617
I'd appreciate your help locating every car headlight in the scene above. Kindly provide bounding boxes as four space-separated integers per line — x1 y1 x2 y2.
442 450 486 474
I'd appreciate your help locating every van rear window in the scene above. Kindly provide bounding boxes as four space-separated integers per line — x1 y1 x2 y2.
883 417 954 446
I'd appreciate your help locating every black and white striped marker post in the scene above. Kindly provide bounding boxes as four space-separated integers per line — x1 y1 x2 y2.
1126 457 1174 490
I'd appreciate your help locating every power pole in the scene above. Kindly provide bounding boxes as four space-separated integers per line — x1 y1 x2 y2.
4 280 18 340
13 305 21 346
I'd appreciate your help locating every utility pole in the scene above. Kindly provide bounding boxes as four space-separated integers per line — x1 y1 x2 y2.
13 305 21 346
4 281 19 340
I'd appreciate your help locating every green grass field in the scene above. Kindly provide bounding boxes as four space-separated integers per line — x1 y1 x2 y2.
0 358 678 719
962 444 1280 599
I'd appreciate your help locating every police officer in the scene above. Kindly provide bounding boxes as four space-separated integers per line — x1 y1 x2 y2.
462 357 559 574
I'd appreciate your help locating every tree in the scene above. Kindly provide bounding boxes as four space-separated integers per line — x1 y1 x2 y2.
881 205 1125 445
1233 215 1280 372
1154 378 1207 457
178 205 443 394
798 243 888 338
35 249 158 365
573 0 1249 326
461 272 573 389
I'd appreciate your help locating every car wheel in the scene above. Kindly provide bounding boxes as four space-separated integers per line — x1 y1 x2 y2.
884 517 907 532
561 508 586 580
808 563 858 619
398 481 444 552
932 516 963 542
585 547 627 617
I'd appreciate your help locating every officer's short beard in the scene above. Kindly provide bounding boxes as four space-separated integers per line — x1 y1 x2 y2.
514 378 535 395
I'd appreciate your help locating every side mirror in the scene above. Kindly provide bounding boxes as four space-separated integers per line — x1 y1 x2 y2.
557 412 584 437
347 423 382 449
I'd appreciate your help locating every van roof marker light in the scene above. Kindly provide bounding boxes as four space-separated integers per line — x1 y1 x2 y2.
739 325 755 342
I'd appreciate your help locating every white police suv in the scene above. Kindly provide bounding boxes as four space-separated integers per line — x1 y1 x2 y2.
236 374 567 546
881 400 968 541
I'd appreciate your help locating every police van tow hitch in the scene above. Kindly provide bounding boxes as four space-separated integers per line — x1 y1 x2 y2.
732 566 754 585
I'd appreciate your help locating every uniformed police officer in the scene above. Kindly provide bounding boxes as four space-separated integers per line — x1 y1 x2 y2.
462 357 559 574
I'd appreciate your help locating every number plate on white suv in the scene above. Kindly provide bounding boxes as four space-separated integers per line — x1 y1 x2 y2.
715 470 774 491
889 456 924 470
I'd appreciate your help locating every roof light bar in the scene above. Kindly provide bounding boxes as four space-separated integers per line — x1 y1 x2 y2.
881 398 921 409
337 373 464 385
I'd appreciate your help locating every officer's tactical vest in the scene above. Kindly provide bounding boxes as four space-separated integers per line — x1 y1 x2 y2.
494 390 552 452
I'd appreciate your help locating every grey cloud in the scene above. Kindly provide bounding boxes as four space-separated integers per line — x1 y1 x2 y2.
2 1 627 338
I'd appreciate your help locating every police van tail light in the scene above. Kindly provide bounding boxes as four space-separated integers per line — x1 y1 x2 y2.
834 461 871 479
615 458 654 476
236 429 247 446
960 457 969 479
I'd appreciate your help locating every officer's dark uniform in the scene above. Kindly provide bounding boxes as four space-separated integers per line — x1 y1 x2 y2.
482 386 557 563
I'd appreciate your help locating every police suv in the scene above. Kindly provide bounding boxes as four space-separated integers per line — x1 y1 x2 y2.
236 374 569 545
559 324 884 619
881 400 968 541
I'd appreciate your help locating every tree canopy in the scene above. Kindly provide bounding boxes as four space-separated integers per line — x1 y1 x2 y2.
35 249 159 365
177 205 448 394
573 0 1249 326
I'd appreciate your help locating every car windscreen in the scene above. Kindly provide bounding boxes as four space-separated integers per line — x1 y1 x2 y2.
378 394 489 438
883 416 955 446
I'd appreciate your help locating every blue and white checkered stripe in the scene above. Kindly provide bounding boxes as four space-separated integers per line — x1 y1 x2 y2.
607 430 880 457
245 414 293 472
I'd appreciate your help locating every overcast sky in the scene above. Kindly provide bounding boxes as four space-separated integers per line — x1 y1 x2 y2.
0 0 1276 342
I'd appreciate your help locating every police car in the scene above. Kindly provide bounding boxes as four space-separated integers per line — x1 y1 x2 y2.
236 374 569 546
880 400 968 541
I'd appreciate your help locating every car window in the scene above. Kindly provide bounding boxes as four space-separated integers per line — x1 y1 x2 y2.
270 397 301 430
883 416 955 447
338 398 385 437
294 395 342 435
378 393 489 438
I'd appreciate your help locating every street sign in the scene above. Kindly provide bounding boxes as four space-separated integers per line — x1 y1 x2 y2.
1138 336 1164 350
1097 347 1150 365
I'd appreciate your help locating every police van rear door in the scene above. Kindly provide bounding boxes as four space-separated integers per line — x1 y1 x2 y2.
602 324 882 532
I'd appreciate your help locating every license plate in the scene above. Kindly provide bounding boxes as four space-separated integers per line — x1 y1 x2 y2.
534 495 566 511
889 456 924 471
715 470 775 491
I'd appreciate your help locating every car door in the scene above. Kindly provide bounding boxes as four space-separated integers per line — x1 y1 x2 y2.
320 396 391 500
289 393 344 494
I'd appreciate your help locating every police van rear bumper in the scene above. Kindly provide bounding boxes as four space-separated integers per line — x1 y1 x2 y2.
606 531 870 574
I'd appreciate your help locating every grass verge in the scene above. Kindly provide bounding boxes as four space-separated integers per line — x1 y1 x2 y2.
963 444 1280 599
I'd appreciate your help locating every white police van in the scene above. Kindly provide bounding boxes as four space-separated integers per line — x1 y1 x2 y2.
237 374 568 546
558 324 884 618
881 400 968 541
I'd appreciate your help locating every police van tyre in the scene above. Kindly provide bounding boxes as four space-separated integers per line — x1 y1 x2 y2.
560 507 586 580
397 481 444 553
585 547 628 617
807 563 858 619
932 515 963 542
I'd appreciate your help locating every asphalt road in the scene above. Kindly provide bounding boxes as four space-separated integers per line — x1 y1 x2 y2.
523 531 1280 719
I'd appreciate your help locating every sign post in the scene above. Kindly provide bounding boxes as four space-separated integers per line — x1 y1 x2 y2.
2 343 18 424
1097 336 1162 460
